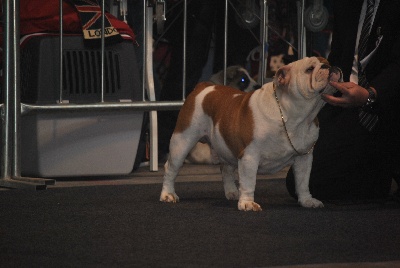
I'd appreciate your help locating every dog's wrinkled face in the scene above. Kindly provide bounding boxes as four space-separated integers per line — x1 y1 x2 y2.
274 57 341 99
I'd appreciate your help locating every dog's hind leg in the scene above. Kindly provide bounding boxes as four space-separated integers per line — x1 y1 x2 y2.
160 131 201 203
221 164 239 200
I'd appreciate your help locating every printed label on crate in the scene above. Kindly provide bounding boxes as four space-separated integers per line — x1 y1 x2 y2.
69 0 123 43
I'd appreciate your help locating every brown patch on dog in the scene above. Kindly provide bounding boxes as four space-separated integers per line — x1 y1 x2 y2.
316 57 329 66
174 82 214 133
202 85 255 159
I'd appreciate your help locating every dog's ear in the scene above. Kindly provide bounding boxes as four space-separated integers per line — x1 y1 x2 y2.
226 65 242 82
274 65 291 87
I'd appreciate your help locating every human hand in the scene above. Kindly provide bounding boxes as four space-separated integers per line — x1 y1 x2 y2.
322 81 374 108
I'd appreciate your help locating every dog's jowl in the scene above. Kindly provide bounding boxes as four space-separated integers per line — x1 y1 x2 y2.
160 57 341 211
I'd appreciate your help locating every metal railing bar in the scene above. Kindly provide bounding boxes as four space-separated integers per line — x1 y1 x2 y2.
101 0 106 102
142 0 146 101
1 0 13 179
21 101 184 115
145 3 159 171
182 0 187 100
298 0 306 59
260 0 268 85
59 0 64 103
223 0 228 85
11 0 21 178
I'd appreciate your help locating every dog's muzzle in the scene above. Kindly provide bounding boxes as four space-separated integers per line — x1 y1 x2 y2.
318 65 343 94
329 66 343 82
320 64 343 82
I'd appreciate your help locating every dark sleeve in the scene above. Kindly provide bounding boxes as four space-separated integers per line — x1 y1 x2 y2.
367 1 400 113
327 0 363 81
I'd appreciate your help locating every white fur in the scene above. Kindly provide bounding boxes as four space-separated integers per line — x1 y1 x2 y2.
160 57 339 211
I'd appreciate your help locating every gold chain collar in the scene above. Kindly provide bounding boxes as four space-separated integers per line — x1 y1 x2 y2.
273 85 316 156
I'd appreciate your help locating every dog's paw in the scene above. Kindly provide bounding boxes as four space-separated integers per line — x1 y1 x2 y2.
225 190 239 200
298 197 324 208
160 192 180 203
238 200 262 211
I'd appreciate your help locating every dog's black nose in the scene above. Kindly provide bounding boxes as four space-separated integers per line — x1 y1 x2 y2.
329 66 342 75
329 66 343 82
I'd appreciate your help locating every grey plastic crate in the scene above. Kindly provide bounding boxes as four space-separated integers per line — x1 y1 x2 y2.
19 35 144 177
20 35 141 103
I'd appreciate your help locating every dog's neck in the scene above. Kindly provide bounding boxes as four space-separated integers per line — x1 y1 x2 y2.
266 82 325 127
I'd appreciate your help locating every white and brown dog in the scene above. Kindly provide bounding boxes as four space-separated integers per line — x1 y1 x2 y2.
186 65 260 164
160 57 342 211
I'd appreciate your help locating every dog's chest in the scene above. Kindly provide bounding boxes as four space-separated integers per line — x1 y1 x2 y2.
210 112 318 171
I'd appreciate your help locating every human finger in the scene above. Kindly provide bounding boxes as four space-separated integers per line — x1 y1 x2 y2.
322 93 351 107
329 81 353 94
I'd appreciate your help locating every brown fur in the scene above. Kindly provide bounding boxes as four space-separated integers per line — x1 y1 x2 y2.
174 82 214 134
202 85 255 159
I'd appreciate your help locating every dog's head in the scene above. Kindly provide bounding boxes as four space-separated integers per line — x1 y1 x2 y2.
210 65 261 92
273 57 342 100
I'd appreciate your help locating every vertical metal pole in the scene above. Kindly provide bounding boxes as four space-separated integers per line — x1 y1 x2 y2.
260 0 268 85
182 0 187 100
223 0 228 85
301 0 306 59
145 2 159 171
142 0 146 101
1 0 22 178
11 0 21 178
297 0 306 59
100 0 106 102
59 0 64 103
1 0 14 179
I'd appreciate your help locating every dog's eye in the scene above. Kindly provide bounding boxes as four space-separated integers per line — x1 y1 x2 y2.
238 76 250 90
306 66 315 73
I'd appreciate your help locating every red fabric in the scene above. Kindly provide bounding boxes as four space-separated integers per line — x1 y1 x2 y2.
0 0 136 43
0 0 136 71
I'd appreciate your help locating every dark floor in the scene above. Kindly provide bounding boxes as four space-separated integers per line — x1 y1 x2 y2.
1 164 399 267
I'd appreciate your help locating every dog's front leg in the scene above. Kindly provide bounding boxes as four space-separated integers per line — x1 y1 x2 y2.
292 154 324 208
237 155 262 211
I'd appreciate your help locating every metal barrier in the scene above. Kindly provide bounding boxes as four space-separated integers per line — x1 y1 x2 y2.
1 0 307 189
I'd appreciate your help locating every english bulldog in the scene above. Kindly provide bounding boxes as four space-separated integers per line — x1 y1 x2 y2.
185 65 260 164
160 57 342 211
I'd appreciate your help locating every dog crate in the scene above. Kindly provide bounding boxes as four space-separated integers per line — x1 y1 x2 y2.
20 35 144 177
